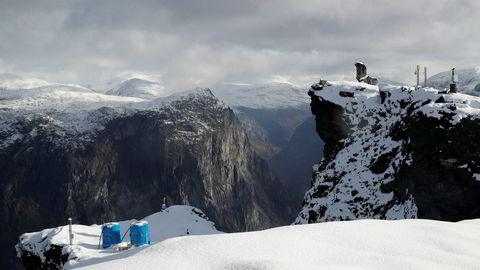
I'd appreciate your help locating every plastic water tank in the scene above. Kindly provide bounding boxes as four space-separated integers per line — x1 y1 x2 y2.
101 223 121 248
130 221 151 246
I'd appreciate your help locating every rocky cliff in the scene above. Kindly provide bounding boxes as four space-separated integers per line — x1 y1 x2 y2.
0 87 292 269
296 80 480 223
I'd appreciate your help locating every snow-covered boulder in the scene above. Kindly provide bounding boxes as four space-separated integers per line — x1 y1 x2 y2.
16 206 221 270
297 80 480 223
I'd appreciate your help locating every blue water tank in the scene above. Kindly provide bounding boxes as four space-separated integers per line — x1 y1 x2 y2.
130 221 151 246
101 223 121 248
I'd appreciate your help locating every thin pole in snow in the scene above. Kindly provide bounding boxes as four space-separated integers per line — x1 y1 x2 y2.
424 67 428 87
68 218 73 245
162 197 167 210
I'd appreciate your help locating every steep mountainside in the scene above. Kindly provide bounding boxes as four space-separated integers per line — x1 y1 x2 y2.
296 80 480 224
212 83 312 159
269 117 324 206
213 83 318 212
0 84 292 269
428 68 480 96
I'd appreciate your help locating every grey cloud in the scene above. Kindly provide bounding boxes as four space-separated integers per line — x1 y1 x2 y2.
0 0 479 90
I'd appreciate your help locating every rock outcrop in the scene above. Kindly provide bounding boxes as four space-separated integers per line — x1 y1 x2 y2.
296 81 480 223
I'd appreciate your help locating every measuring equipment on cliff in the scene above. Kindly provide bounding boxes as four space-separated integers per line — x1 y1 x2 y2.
450 68 458 93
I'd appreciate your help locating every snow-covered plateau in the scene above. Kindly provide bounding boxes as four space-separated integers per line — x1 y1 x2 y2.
29 218 480 270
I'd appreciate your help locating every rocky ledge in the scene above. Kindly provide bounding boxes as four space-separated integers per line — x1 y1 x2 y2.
296 81 480 223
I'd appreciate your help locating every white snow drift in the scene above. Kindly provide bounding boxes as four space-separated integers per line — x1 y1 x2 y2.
74 219 480 270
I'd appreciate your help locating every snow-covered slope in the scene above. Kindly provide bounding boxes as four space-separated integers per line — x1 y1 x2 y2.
106 78 170 99
69 219 480 270
0 81 222 146
428 68 480 96
297 80 480 223
0 73 51 90
16 206 221 269
212 82 309 109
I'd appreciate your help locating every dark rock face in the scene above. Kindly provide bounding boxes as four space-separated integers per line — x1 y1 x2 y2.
296 82 480 224
0 90 293 270
234 106 311 159
269 117 324 208
389 115 480 220
308 90 350 160
17 244 67 270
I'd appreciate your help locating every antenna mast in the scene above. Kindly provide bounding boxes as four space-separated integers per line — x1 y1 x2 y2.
415 65 420 89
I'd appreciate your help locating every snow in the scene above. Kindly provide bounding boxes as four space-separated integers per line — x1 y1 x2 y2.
212 82 309 109
428 68 480 96
16 206 222 269
313 81 480 123
70 219 480 270
106 78 171 99
0 73 51 90
0 78 220 148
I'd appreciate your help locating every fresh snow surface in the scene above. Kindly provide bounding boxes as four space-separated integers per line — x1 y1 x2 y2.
212 82 309 109
75 219 480 270
16 206 221 269
314 81 480 123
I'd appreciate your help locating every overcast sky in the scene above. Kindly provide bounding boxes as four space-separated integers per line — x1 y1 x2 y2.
1 0 479 91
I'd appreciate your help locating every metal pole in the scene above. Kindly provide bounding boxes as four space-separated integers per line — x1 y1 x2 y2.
68 218 73 245
416 65 420 89
424 67 428 87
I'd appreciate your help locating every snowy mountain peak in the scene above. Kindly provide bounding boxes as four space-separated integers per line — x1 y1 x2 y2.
106 78 169 99
428 68 480 96
212 82 309 109
0 73 51 90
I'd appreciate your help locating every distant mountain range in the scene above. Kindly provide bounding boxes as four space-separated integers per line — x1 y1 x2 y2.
428 68 480 95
